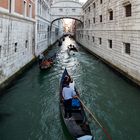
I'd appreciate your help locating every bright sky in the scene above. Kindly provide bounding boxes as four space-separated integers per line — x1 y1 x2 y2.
79 0 87 3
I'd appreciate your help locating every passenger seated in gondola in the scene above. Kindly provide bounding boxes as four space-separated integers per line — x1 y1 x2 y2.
48 58 53 65
41 60 51 67
62 80 77 118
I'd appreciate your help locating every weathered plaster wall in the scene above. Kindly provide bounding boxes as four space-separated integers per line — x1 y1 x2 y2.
0 14 35 85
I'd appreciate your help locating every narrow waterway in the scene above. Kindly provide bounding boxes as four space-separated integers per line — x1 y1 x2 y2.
0 37 140 140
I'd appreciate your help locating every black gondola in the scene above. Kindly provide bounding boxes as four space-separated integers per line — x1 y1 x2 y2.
39 53 56 70
60 68 93 140
58 39 62 46
67 44 78 52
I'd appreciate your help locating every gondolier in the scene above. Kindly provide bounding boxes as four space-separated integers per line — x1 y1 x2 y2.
60 68 93 140
62 80 77 118
38 53 44 66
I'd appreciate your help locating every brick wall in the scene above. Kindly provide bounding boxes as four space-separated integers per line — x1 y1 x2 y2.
15 0 23 14
0 0 8 10
15 0 35 18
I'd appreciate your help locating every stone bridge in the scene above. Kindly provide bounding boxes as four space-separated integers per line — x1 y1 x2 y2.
50 0 83 23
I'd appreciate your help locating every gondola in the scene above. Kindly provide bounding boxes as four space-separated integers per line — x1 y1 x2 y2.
60 68 93 140
67 44 78 52
39 53 56 70
58 39 62 46
39 59 53 70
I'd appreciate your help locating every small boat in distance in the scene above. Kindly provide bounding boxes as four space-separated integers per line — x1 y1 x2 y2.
60 68 93 140
67 44 78 52
58 39 62 46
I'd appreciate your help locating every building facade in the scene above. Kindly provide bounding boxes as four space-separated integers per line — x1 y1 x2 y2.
51 19 64 44
76 0 140 85
0 0 64 87
36 0 51 55
0 0 35 86
36 0 63 56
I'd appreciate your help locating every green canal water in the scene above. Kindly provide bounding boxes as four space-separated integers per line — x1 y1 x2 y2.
0 37 140 140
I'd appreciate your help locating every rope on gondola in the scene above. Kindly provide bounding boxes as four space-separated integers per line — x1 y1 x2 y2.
77 97 112 140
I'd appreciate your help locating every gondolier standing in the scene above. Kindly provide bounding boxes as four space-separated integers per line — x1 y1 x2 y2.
38 53 44 66
62 80 76 118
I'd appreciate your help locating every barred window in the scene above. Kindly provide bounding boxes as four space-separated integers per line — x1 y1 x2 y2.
124 43 130 54
99 38 102 44
59 9 63 12
100 15 102 22
92 36 95 42
125 4 131 17
93 17 95 23
72 9 75 12
25 40 28 48
108 40 112 48
15 43 17 52
109 10 113 20
0 46 1 58
88 6 90 12
88 20 90 26
100 0 102 4
93 3 96 8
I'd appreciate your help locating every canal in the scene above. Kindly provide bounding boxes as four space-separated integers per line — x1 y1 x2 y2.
0 37 140 140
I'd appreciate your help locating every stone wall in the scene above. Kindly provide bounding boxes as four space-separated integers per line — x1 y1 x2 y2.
0 13 35 85
76 0 140 85
36 0 64 55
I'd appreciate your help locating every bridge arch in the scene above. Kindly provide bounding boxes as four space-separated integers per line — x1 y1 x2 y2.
51 17 83 25
51 0 83 23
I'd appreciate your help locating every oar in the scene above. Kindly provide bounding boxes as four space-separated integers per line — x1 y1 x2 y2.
77 96 112 140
